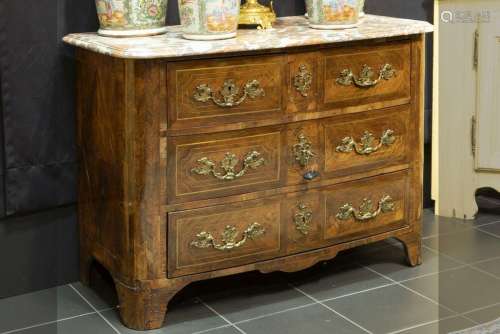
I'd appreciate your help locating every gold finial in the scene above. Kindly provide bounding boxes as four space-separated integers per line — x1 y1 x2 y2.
238 0 277 29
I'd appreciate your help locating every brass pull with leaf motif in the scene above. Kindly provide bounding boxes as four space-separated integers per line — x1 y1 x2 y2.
336 195 395 222
336 64 396 88
294 203 313 236
190 223 266 251
336 129 396 155
191 151 265 181
193 79 265 108
294 64 313 97
293 133 316 168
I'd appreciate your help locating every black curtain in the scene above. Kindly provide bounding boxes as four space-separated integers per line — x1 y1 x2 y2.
0 0 97 216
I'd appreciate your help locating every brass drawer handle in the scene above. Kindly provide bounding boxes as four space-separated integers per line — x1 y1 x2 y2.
191 151 265 181
336 129 396 155
294 203 313 236
336 195 395 221
294 64 313 97
193 79 265 108
190 223 266 251
336 64 396 88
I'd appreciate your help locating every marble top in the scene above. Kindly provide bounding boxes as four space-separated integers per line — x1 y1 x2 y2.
63 15 433 60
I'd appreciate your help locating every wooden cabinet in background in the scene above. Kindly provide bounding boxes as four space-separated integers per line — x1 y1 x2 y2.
433 1 500 218
65 16 432 331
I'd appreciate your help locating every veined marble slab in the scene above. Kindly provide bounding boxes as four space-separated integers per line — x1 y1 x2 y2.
63 15 433 59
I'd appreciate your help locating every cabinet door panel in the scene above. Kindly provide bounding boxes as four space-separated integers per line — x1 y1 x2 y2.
476 11 500 170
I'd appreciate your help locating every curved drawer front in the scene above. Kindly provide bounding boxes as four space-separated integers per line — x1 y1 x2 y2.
323 171 408 242
168 198 282 277
167 56 285 130
323 107 410 177
168 128 283 204
321 40 411 112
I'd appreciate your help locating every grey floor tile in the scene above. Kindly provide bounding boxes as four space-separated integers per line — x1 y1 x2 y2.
478 221 500 237
200 273 312 323
422 211 475 238
402 266 500 314
0 285 93 333
463 304 500 324
288 261 392 301
203 326 242 334
324 284 452 334
335 239 401 266
14 314 115 334
473 258 500 278
102 298 227 334
396 316 476 334
71 282 118 310
361 244 463 282
473 212 500 227
237 303 366 334
423 229 500 263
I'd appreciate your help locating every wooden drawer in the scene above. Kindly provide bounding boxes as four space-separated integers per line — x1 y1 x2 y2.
167 127 284 204
323 171 409 243
167 56 285 130
323 106 410 177
168 198 283 277
168 170 409 277
321 40 411 113
285 171 409 253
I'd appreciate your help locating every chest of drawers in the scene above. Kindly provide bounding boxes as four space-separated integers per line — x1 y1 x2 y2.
65 16 433 330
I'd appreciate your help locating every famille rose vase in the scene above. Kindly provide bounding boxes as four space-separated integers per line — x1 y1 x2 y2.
95 0 168 37
306 0 361 29
178 0 241 40
359 0 365 17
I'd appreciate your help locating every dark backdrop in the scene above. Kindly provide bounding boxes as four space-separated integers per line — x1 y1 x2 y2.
0 0 434 298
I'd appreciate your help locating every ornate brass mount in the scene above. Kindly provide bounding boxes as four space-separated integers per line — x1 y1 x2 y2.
293 133 316 168
294 64 313 97
191 151 265 181
336 195 395 221
190 223 266 251
238 0 276 29
336 64 396 88
193 79 265 108
336 129 396 155
294 203 313 236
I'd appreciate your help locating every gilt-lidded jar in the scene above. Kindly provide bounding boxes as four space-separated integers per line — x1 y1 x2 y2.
95 0 168 37
306 0 360 29
179 0 240 40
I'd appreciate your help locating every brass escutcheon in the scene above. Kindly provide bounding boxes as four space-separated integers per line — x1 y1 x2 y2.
293 133 316 168
294 203 313 236
294 64 313 97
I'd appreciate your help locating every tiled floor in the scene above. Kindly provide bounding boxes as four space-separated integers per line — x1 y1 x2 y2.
2 209 500 334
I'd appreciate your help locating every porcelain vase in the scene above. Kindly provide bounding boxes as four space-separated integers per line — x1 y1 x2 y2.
95 0 168 37
359 0 365 17
178 0 240 40
305 0 361 29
